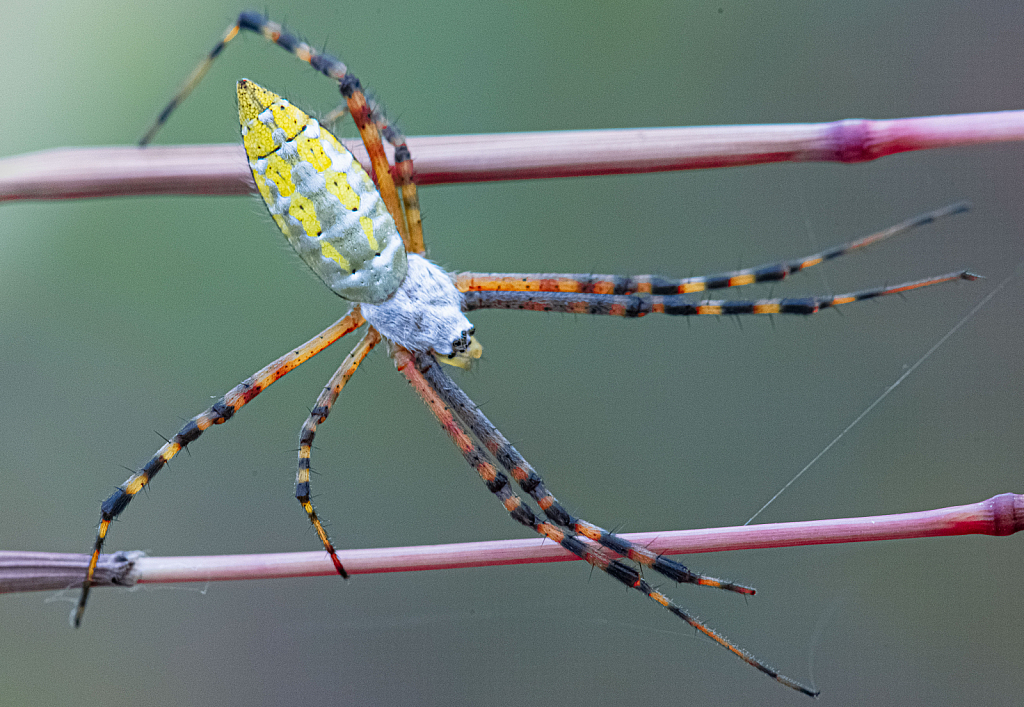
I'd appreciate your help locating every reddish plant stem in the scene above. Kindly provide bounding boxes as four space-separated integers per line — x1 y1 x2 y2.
4 493 1019 594
3 110 1024 201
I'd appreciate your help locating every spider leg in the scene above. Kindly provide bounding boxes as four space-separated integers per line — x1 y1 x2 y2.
139 11 426 255
296 327 381 578
74 308 365 627
455 202 969 295
393 347 817 697
137 16 244 147
321 103 350 129
413 349 752 593
463 270 979 317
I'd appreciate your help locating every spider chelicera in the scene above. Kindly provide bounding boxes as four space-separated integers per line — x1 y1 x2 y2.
75 12 976 697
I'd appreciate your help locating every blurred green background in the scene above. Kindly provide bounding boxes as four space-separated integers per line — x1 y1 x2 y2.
2 1 1022 704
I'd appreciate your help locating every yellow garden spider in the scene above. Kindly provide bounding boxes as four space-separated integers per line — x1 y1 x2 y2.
73 11 977 697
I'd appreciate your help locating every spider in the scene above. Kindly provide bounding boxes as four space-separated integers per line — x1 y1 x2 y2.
73 12 977 697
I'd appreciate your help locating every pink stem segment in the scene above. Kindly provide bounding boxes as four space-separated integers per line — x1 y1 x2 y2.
4 493 1019 593
3 110 1024 201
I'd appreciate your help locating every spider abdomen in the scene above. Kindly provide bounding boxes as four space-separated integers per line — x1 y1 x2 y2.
238 79 407 303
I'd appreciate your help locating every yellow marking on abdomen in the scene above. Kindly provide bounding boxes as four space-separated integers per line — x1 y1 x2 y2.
289 193 322 236
360 216 379 251
270 101 307 139
263 153 295 197
324 172 359 210
296 135 332 172
320 241 351 271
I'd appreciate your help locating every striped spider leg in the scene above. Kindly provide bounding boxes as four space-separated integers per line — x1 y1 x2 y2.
75 307 367 625
74 11 979 698
454 201 975 316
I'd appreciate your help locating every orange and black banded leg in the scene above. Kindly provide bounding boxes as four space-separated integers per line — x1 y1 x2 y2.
310 88 425 254
413 350 752 594
455 202 969 296
318 79 425 254
140 11 425 254
296 327 381 578
462 270 979 318
74 308 366 627
393 347 817 697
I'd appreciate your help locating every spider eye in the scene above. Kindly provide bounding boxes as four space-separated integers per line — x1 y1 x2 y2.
452 328 474 353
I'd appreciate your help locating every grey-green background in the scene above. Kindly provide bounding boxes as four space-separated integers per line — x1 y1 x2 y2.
2 1 1021 705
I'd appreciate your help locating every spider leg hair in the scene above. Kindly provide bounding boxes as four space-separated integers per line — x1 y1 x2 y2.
455 202 970 296
74 308 365 627
296 326 381 578
393 347 817 697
